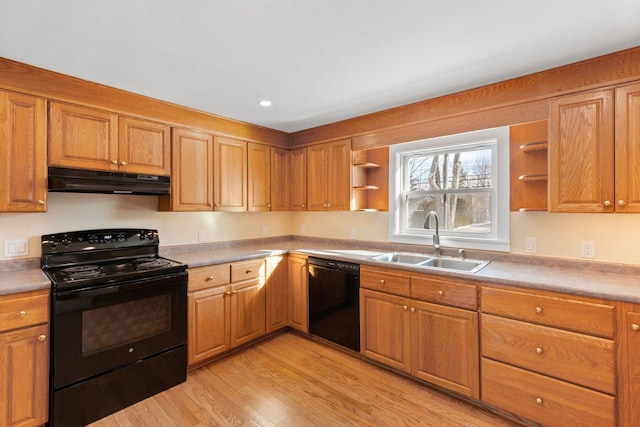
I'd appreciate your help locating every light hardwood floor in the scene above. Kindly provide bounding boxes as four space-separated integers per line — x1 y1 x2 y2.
89 333 519 426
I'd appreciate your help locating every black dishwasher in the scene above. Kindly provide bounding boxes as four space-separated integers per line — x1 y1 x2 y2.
308 257 360 352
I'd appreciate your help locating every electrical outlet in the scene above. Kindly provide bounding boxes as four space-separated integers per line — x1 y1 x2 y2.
580 241 595 258
198 230 206 242
262 225 268 236
350 229 357 239
4 239 28 257
301 224 306 235
525 237 537 253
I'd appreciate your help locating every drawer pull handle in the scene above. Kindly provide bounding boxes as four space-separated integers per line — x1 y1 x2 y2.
535 306 543 314
246 269 253 274
536 347 543 354
437 290 444 296
18 311 26 317
535 397 543 406
38 335 47 342
631 323 640 331
379 279 385 284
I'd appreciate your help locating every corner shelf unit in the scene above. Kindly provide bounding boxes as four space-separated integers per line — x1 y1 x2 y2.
510 121 548 212
352 147 389 211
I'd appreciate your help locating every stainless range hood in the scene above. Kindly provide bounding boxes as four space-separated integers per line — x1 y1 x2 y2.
48 167 170 195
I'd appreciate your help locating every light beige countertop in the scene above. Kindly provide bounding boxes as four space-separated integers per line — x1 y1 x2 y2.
3 237 640 303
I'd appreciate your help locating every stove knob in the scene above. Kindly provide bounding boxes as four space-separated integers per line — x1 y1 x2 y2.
61 236 72 247
139 230 146 240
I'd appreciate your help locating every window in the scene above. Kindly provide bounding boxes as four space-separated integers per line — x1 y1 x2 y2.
389 127 510 252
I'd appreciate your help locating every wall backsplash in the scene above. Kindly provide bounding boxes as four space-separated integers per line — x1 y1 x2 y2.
2 194 640 265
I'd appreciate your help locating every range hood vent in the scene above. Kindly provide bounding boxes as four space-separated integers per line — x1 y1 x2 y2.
48 167 170 195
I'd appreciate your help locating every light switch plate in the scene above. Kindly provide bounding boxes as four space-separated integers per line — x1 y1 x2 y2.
4 239 28 257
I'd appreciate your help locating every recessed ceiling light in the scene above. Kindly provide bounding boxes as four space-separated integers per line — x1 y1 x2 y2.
258 99 272 107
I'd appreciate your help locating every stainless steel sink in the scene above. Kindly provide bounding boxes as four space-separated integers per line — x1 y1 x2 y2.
372 252 433 264
371 252 489 273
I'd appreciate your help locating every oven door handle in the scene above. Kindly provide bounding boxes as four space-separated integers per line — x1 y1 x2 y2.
57 272 187 299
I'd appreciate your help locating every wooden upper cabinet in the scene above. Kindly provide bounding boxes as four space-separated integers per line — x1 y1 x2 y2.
549 89 615 212
247 142 271 211
118 116 170 175
214 136 247 211
290 147 307 210
615 82 640 213
49 102 171 175
49 102 118 171
0 91 47 212
159 128 213 211
270 146 289 211
306 139 352 210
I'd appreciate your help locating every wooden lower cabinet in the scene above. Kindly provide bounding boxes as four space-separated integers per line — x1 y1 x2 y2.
287 254 308 332
266 256 288 333
0 290 49 427
187 260 266 367
359 267 479 399
618 302 640 427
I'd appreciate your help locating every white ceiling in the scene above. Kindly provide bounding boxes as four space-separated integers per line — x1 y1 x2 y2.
1 1 639 133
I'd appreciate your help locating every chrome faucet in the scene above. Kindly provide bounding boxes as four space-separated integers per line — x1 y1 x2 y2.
423 210 441 256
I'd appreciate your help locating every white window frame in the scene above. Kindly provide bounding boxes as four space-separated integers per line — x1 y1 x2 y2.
389 126 510 252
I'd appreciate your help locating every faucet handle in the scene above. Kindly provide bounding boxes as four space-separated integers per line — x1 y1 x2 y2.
458 249 465 260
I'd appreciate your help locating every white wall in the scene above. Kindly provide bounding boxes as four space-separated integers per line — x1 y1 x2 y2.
3 194 640 265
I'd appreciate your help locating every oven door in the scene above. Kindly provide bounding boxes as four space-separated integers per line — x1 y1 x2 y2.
51 272 187 389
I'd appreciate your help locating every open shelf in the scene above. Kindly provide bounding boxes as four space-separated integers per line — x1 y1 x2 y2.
353 162 382 168
352 147 389 211
518 174 548 182
519 141 548 152
510 121 548 212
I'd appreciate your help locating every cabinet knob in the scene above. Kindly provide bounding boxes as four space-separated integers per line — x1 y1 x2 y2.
224 291 232 296
410 307 416 313
209 203 214 207
536 347 543 354
214 203 220 207
631 323 640 331
535 306 543 314
302 204 306 208
231 290 238 295
403 305 408 311
437 290 444 296
111 160 118 165
267 204 271 208
38 335 47 342
206 276 214 281
18 311 26 317
379 279 385 284
535 397 543 406
603 200 612 207
37 199 45 205
327 203 331 207
619 199 626 206
246 269 253 274
120 161 127 166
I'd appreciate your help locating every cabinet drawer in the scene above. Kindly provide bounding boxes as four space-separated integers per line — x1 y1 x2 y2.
411 274 477 310
481 285 615 338
231 259 264 282
361 266 410 297
188 264 231 292
481 314 614 394
0 291 49 332
481 358 615 427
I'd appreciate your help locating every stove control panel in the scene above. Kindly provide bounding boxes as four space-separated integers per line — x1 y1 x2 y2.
42 229 159 254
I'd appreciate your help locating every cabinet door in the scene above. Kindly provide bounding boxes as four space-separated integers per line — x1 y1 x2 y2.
359 288 411 373
411 300 479 398
161 128 214 211
230 278 266 348
0 91 47 212
187 285 230 366
306 144 328 210
270 146 289 211
619 304 640 427
549 89 614 212
247 142 271 211
287 255 308 332
327 138 351 210
0 324 49 427
266 256 288 333
48 102 118 171
290 147 307 210
118 116 170 175
615 82 640 213
214 136 247 211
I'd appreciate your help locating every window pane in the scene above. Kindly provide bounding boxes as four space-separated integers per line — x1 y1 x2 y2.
405 192 491 233
406 148 492 191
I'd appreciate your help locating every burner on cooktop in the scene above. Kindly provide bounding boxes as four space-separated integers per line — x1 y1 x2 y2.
135 258 171 270
60 265 105 280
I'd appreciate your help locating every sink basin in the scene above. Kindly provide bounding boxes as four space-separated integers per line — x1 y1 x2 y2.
372 252 433 264
371 252 489 273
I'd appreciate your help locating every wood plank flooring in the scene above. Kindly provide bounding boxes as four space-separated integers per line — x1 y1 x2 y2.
88 333 519 426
